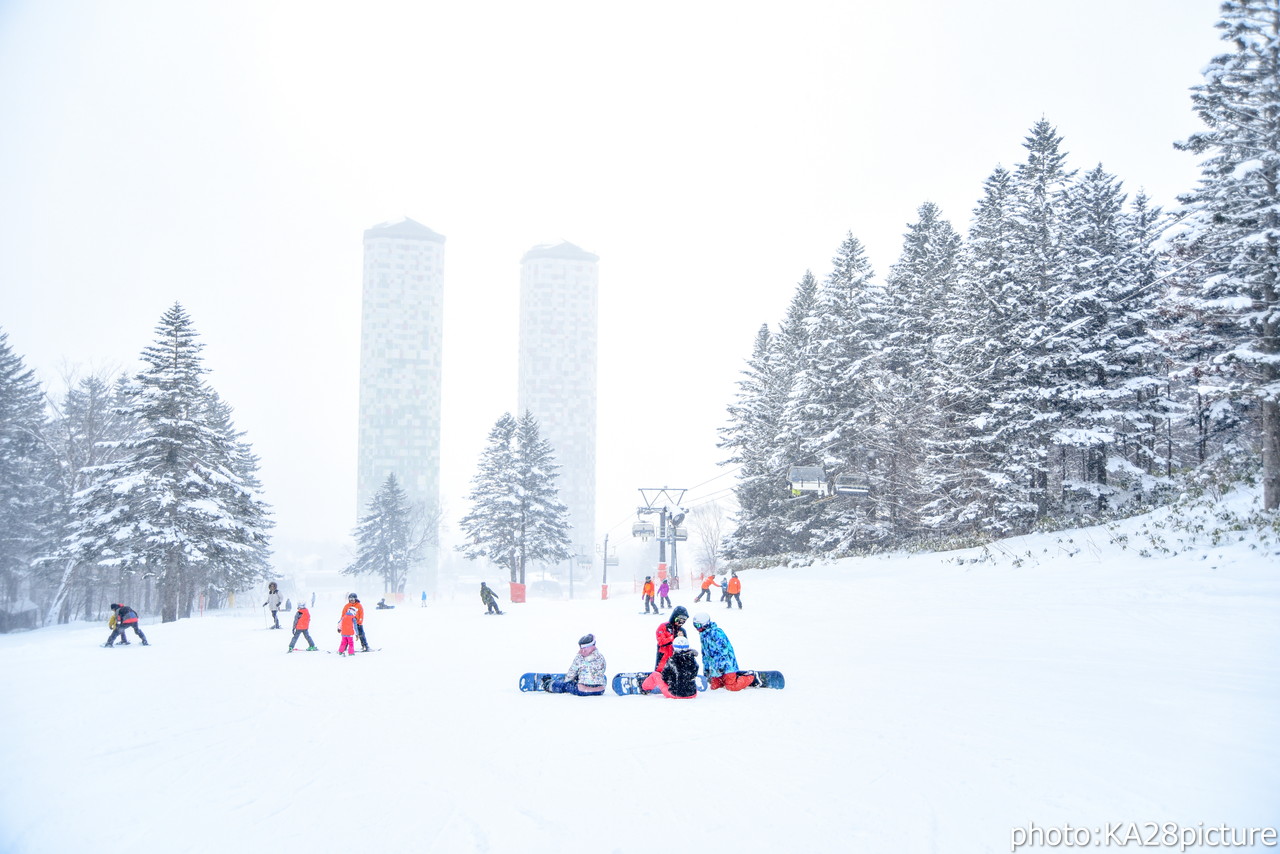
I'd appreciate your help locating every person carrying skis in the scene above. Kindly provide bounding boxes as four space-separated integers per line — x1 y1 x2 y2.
654 635 699 699
337 599 359 656
641 576 657 614
725 572 743 608
347 593 369 651
288 602 317 652
264 581 283 629
657 578 671 609
104 603 148 646
549 633 607 696
480 582 503 615
691 611 754 690
694 573 716 603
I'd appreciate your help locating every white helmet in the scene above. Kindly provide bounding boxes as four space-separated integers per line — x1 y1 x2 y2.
692 612 711 629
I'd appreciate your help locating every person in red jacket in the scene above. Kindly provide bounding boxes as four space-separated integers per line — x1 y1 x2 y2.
643 604 690 692
287 603 317 652
337 600 359 655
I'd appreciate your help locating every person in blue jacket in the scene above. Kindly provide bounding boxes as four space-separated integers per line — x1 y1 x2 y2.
691 611 754 691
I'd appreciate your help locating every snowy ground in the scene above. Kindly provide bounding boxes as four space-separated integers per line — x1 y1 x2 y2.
2 491 1277 854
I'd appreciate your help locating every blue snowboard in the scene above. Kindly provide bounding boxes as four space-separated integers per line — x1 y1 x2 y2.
611 671 709 695
519 672 565 692
739 670 786 689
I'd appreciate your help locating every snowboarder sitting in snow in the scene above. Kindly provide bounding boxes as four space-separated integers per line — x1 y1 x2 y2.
658 578 671 609
641 576 657 614
480 582 502 615
288 603 317 652
549 634 607 696
376 598 394 609
105 603 148 647
691 611 754 691
653 635 699 699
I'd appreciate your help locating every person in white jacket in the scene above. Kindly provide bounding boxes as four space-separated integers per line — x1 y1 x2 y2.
550 634 607 696
264 582 283 629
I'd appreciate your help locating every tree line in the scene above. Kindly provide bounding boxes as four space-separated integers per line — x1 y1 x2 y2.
720 2 1280 559
0 303 272 629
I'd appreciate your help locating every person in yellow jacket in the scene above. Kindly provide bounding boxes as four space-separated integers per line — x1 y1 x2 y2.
641 576 658 614
106 612 130 646
726 572 743 609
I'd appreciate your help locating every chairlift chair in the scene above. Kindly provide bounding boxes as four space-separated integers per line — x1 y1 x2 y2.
787 465 829 496
833 474 871 496
632 521 655 540
673 526 688 542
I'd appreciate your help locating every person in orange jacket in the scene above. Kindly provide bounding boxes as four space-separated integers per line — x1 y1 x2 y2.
287 603 317 652
346 593 369 651
726 572 743 609
694 573 716 603
337 600 359 655
641 576 658 614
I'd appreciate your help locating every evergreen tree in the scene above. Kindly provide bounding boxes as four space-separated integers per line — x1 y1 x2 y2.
345 473 427 595
1175 0 1280 509
457 411 572 584
63 304 273 623
0 330 56 629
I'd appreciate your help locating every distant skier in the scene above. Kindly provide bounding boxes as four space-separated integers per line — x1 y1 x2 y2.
641 576 657 614
653 635 699 699
691 611 754 690
720 577 729 602
657 578 671 609
549 634 607 696
480 582 503 615
284 598 292 612
694 573 716 603
337 599 359 656
264 582 283 629
287 603 317 652
421 590 428 608
726 572 743 609
104 603 148 647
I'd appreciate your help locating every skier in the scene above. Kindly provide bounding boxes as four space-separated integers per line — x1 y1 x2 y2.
104 603 148 646
421 590 427 608
694 573 716 603
691 611 754 690
264 581 283 629
719 577 729 602
641 576 657 614
480 582 503 615
106 610 130 646
337 599 359 656
348 593 369 651
658 578 672 609
549 634 607 696
285 598 292 612
653 635 699 699
726 572 743 609
287 602 318 652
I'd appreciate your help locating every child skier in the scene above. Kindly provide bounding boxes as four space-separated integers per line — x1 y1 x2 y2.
287 602 317 652
337 600 359 655
657 578 671 609
654 635 699 699
691 611 755 690
106 610 129 646
549 633 607 696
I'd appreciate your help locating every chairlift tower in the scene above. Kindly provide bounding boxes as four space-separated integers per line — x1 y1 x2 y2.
633 487 687 587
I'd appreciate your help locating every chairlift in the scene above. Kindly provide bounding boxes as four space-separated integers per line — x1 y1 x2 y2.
787 465 829 496
833 474 871 496
673 526 688 542
632 521 655 540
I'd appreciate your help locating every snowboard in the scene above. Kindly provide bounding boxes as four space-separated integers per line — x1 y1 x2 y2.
518 672 565 692
611 671 709 695
733 670 785 689
483 611 506 616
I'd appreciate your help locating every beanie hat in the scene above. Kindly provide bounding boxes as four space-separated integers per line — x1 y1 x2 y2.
673 636 691 652
578 633 595 647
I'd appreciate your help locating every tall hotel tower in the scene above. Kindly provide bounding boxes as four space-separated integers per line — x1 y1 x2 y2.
357 218 445 590
517 242 599 574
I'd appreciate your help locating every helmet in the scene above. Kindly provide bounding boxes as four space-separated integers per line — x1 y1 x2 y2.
348 593 357 601
673 636 691 652
692 612 710 629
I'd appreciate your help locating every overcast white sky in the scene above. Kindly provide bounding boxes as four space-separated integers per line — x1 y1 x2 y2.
0 0 1225 575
